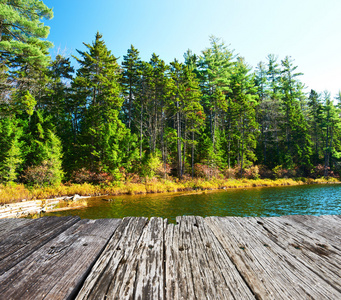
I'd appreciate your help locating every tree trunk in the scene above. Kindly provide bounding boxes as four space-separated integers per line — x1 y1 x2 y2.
176 101 182 179
191 130 195 179
240 117 245 177
182 118 187 176
324 125 329 177
140 102 143 159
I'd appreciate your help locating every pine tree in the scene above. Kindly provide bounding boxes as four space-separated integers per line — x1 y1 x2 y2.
198 36 233 149
280 56 312 169
72 32 127 173
321 92 341 176
121 45 141 131
0 0 53 67
0 116 23 182
228 57 258 175
264 54 283 166
307 89 323 165
21 109 64 186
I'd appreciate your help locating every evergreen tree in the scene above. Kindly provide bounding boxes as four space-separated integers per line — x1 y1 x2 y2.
21 109 64 186
0 0 53 67
121 45 141 131
321 92 341 176
228 57 258 175
265 54 283 166
198 36 233 149
0 116 23 182
254 61 269 165
72 32 128 173
280 56 312 169
307 89 323 164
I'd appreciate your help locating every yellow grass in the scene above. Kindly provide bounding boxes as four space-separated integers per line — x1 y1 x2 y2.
0 177 339 204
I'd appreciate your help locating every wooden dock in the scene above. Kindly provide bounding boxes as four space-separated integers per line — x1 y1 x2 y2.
0 215 340 299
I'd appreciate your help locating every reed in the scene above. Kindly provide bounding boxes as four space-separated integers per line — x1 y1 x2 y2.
0 177 339 204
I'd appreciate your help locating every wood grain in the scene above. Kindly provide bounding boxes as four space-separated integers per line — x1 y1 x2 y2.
0 218 121 300
205 216 341 299
0 216 80 275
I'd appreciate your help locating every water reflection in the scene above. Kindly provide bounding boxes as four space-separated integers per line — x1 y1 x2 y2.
42 184 341 222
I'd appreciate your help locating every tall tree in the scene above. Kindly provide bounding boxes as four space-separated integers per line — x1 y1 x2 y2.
0 116 23 182
228 57 258 175
121 45 141 131
0 0 53 67
198 36 233 149
321 91 341 176
307 89 323 165
280 56 311 169
72 32 127 173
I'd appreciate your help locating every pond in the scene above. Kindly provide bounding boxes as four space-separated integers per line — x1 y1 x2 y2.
41 184 341 223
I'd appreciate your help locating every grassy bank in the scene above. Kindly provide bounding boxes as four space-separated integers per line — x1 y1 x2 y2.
0 177 339 205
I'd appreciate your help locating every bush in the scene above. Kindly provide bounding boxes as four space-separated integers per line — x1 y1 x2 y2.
272 165 297 179
243 165 260 179
22 160 63 186
156 163 172 178
223 167 238 179
71 168 113 184
194 163 220 179
141 153 163 179
258 165 274 179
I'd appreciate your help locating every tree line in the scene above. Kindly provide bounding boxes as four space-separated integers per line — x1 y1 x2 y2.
1 1 340 186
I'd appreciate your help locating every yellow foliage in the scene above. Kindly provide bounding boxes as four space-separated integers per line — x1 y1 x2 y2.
0 177 339 204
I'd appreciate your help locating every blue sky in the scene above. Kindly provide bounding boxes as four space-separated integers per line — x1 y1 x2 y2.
44 0 341 98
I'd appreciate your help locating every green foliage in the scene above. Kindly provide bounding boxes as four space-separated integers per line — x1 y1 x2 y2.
72 32 128 172
0 116 23 182
0 0 53 68
1 20 341 187
141 152 163 179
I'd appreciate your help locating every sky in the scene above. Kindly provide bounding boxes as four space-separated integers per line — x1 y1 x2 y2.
44 0 341 98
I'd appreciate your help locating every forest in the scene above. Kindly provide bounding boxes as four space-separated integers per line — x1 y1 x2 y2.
1 0 341 188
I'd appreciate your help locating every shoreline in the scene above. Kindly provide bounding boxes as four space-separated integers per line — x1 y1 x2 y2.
1 177 340 205
0 177 340 218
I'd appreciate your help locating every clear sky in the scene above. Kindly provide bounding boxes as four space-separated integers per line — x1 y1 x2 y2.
44 0 341 98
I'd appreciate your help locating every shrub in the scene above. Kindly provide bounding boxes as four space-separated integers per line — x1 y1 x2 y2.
22 160 63 186
194 163 220 179
258 165 274 179
243 165 260 179
141 153 163 179
71 168 113 184
272 165 297 179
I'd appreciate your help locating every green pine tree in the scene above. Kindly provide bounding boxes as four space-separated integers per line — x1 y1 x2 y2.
72 32 128 174
0 0 53 67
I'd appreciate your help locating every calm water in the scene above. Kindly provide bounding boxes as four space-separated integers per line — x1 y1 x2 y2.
42 184 341 223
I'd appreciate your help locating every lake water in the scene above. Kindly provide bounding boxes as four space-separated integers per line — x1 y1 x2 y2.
41 184 341 223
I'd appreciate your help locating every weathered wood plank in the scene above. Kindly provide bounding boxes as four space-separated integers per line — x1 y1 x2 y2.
243 216 341 292
283 215 341 247
0 218 121 300
205 216 341 299
76 217 150 300
0 218 33 238
165 220 195 299
0 216 80 275
165 216 255 300
104 217 164 299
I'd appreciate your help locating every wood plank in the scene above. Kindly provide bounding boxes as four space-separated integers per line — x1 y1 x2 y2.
243 216 341 292
165 216 255 300
0 218 33 238
75 217 149 300
205 216 341 299
0 216 80 275
165 220 196 299
283 215 341 247
0 218 121 300
104 217 164 299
